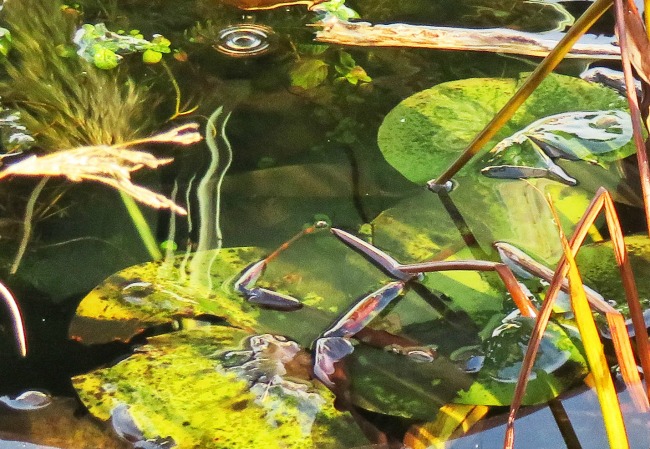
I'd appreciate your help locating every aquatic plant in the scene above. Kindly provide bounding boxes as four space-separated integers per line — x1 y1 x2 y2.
0 124 202 271
73 22 171 69
0 0 643 447
0 0 184 263
0 0 154 150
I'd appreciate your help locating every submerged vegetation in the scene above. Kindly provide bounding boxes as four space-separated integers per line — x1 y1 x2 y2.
0 0 153 150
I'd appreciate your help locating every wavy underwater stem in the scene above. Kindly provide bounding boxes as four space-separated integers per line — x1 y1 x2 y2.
10 177 49 274
429 0 613 188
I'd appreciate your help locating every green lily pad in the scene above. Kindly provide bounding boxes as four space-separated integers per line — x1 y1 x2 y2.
378 73 633 185
72 326 368 449
70 228 393 346
70 226 587 426
341 265 587 412
69 247 266 344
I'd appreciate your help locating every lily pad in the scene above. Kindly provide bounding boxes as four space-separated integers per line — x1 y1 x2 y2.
70 227 587 429
342 264 587 412
378 73 633 185
72 326 368 449
70 228 394 346
69 247 267 344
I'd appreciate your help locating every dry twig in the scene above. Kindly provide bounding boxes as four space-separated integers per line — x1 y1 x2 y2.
0 124 202 215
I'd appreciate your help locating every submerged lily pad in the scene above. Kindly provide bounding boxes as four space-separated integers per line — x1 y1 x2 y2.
378 73 633 185
481 110 632 185
69 247 266 344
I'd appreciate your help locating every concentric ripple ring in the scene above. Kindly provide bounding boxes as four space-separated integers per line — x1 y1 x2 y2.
215 24 276 57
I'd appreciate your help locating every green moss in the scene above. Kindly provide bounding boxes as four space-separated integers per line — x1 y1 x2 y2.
73 326 367 449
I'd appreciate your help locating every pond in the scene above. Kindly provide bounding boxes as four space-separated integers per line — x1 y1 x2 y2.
0 0 649 447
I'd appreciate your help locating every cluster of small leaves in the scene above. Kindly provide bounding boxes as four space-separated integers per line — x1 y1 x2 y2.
73 23 171 70
334 51 371 85
290 50 371 89
311 0 359 21
184 20 222 45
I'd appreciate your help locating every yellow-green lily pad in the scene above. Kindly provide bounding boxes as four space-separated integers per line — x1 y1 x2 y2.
73 326 368 449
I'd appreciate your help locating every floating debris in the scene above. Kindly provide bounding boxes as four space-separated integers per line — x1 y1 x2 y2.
0 124 203 215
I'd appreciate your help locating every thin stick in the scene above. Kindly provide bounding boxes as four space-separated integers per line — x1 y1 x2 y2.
554 201 629 449
601 189 650 401
646 0 650 37
398 260 537 317
503 188 650 449
428 0 613 188
316 19 620 59
496 239 647 408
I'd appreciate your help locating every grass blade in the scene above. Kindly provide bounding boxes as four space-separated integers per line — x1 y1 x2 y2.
555 203 629 449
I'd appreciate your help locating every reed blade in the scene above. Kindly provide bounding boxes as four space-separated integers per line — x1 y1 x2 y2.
614 0 650 236
559 217 629 449
430 0 613 187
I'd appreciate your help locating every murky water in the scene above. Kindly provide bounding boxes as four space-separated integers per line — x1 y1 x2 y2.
0 0 648 447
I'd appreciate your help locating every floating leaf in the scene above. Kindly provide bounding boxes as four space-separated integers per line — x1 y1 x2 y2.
71 228 587 425
290 59 330 89
378 73 633 185
92 46 120 70
73 326 369 449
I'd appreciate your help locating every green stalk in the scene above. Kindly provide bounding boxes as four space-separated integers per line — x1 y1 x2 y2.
120 191 162 260
429 0 613 188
